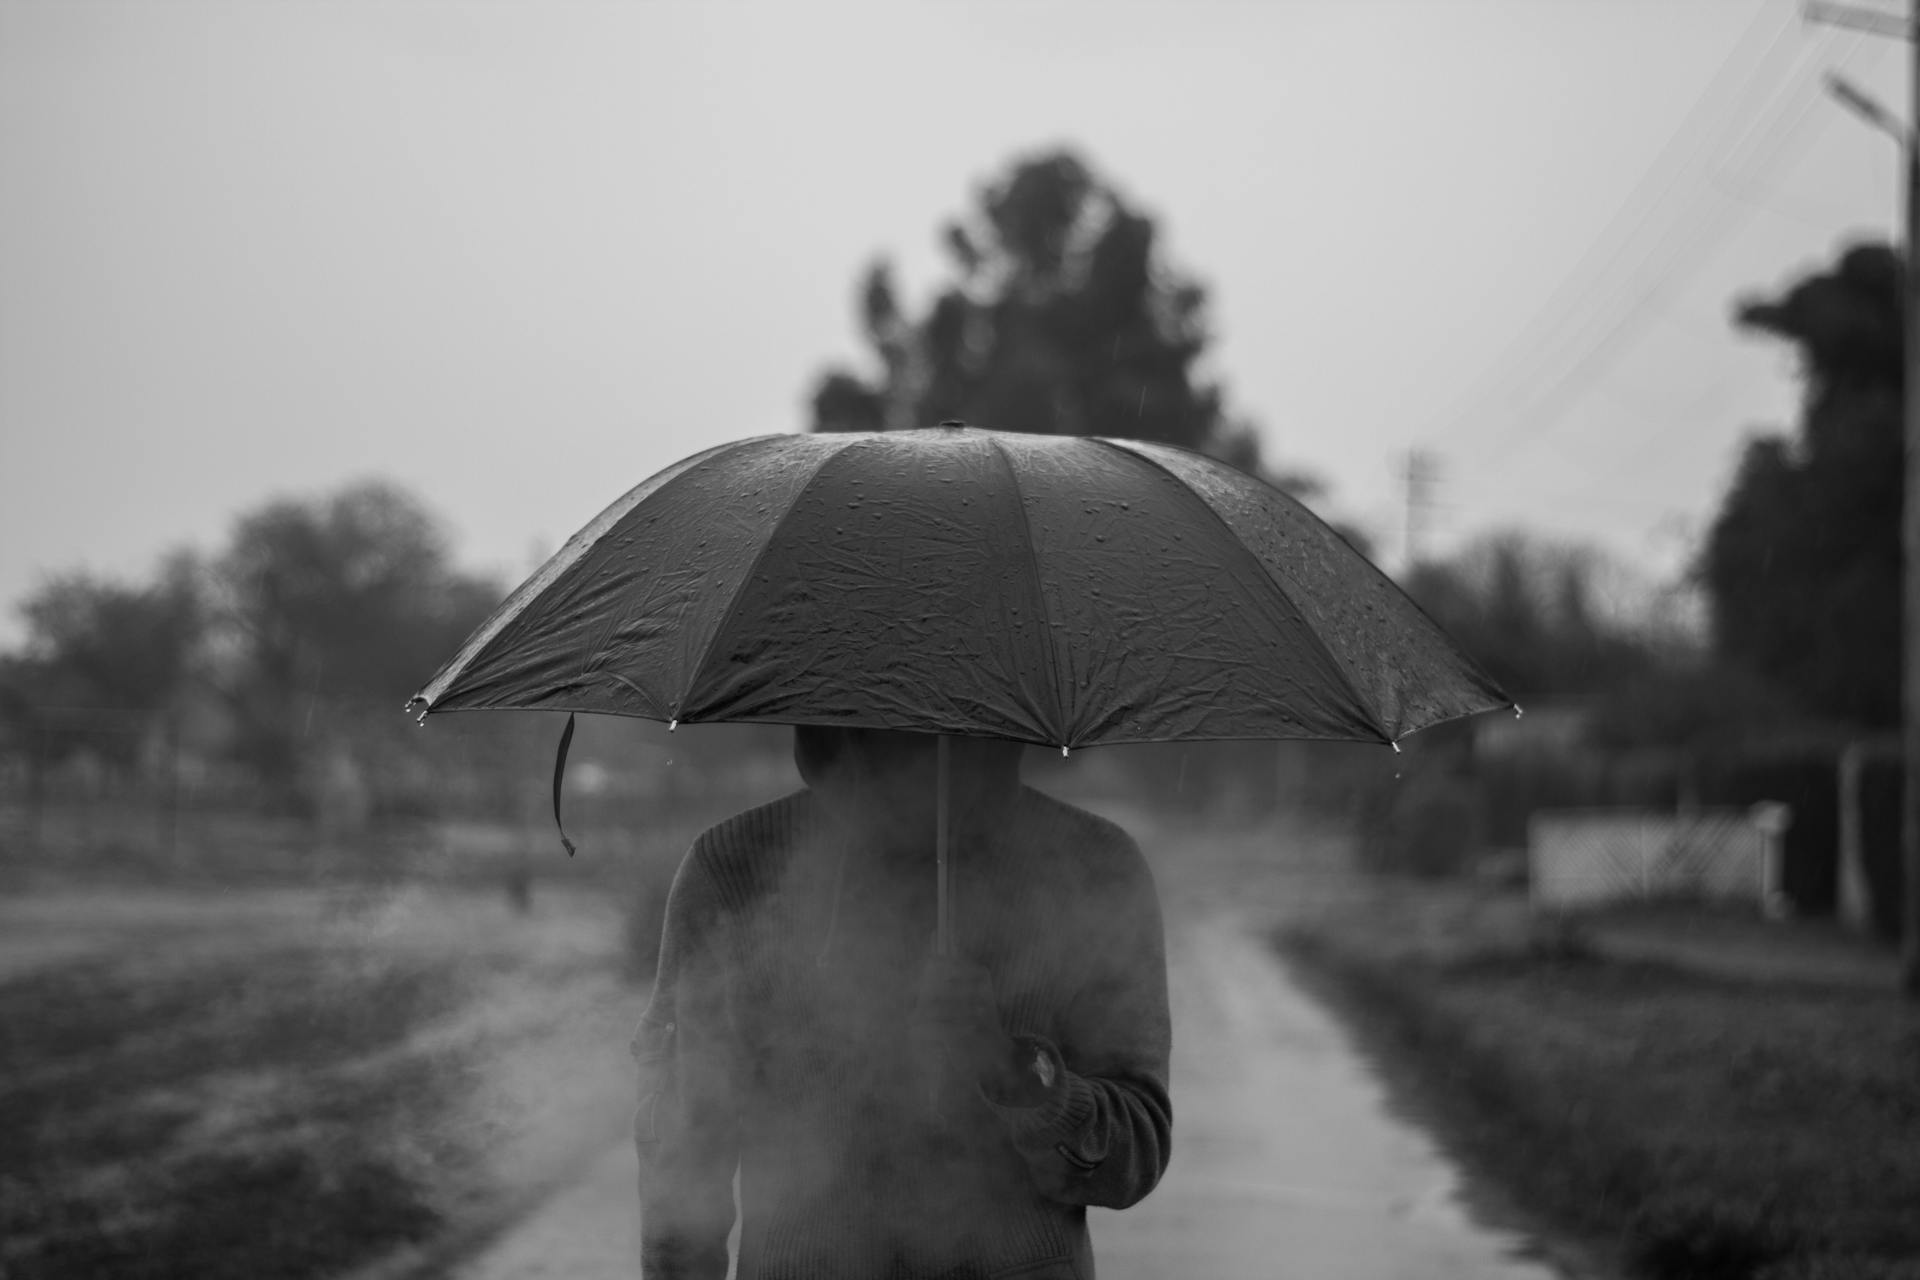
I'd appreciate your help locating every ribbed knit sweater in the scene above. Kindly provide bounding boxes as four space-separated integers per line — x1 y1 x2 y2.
632 785 1172 1280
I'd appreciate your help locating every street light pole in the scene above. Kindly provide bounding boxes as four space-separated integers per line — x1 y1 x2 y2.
1903 32 1920 996
1815 3 1920 995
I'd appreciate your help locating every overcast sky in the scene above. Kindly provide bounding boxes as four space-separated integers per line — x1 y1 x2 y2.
0 0 1906 644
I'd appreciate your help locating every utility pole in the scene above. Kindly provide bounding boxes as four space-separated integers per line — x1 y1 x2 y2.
1905 20 1919 999
1813 0 1920 996
1402 447 1441 571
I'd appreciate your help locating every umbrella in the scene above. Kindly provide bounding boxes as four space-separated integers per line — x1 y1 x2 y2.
408 423 1512 948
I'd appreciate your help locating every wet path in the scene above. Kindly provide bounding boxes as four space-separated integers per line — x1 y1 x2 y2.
1092 906 1557 1279
451 905 1565 1279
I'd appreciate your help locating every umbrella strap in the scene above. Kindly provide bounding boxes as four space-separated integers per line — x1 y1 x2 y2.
552 713 577 856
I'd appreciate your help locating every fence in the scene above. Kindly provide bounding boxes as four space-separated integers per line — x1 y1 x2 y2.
1528 806 1789 912
0 704 803 895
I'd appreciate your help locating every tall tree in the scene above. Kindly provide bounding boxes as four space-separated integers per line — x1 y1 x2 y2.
1402 531 1660 701
0 552 206 768
806 149 1269 475
1701 242 1902 728
213 481 501 791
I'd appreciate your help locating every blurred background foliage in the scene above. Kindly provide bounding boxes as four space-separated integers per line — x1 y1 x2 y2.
1703 243 1903 732
0 480 505 813
806 149 1312 499
0 147 1907 938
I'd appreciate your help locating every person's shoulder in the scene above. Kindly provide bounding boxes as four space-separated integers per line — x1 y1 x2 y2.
679 789 813 903
1016 786 1137 844
1014 787 1154 886
688 788 810 857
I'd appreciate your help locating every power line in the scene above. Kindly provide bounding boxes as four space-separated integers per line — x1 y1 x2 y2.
1445 22 1880 489
1525 13 1811 362
1499 35 1886 508
1421 3 1799 452
1393 4 1887 571
1452 30 1822 461
1803 0 1913 39
1464 39 1850 461
1401 447 1442 568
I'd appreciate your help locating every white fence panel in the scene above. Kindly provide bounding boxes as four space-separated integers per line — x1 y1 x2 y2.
1528 807 1786 910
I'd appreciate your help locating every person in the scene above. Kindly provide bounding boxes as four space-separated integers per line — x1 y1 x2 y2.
632 726 1172 1280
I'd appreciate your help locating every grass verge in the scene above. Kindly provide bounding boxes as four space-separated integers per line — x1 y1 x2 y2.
0 886 638 1280
1278 887 1920 1280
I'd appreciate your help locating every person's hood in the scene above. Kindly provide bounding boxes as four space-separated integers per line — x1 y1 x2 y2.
792 726 1024 855
794 726 1025 965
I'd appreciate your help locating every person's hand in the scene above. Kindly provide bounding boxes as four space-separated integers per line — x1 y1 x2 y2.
910 953 1015 1094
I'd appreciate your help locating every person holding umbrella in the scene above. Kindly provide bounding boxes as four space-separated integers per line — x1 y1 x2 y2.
632 724 1169 1278
406 424 1509 1278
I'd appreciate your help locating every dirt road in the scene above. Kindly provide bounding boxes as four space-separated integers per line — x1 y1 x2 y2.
453 810 1566 1279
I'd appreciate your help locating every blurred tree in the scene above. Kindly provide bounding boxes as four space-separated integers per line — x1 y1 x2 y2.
0 552 205 768
212 481 502 794
1701 241 1903 729
1403 531 1661 701
805 148 1278 479
1583 660 1809 752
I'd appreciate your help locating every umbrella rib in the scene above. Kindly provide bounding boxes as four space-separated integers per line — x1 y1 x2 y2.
675 437 854 721
1088 436 1396 745
986 435 1070 747
409 434 777 714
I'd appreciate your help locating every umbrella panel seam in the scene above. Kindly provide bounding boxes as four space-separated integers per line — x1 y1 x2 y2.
987 434 1071 749
409 434 777 714
676 438 855 722
1097 437 1511 729
1088 436 1393 744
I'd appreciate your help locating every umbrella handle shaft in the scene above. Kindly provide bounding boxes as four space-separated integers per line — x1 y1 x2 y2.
930 733 953 1114
935 734 952 955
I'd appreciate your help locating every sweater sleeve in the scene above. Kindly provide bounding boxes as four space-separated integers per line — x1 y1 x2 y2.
984 833 1172 1210
634 848 740 1279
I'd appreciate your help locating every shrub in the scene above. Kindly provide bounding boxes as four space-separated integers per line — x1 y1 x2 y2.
1859 754 1906 940
1695 748 1840 915
1755 1258 1920 1280
1622 1198 1786 1280
1364 772 1478 877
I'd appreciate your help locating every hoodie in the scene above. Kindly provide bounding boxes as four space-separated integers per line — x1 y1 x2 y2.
633 728 1172 1280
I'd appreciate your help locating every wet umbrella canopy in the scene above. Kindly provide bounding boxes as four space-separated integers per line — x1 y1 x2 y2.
409 424 1509 748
